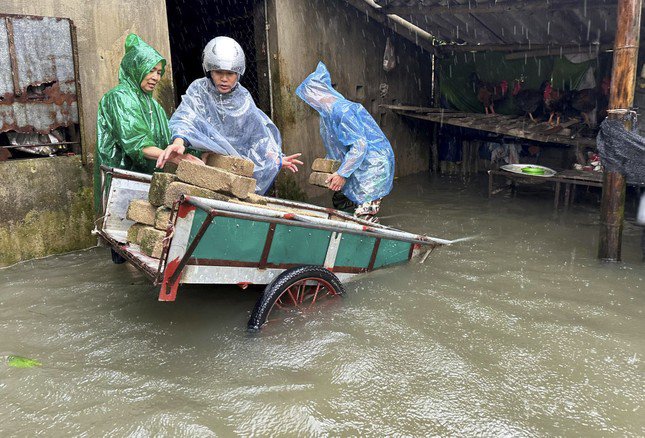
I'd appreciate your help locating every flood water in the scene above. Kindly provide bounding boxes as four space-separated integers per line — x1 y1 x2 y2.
2 174 644 436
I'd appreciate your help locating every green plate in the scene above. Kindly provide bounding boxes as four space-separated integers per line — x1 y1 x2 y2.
521 166 546 175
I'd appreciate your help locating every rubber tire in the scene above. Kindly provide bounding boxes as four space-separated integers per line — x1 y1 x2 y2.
247 266 345 331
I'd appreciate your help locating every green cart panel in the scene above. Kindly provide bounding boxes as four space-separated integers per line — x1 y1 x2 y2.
335 233 376 268
267 225 331 265
189 210 270 262
373 239 412 268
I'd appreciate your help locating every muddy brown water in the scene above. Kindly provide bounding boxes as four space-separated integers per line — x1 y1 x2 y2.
2 174 644 436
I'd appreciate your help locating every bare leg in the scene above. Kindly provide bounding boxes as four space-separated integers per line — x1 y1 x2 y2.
529 112 536 123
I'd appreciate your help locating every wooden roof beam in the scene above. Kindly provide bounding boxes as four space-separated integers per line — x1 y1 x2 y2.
381 0 617 16
442 43 611 53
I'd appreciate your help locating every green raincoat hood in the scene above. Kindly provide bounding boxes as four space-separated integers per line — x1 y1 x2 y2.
118 33 166 93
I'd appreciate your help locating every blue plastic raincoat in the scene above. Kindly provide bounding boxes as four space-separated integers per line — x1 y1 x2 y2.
296 62 395 204
169 78 282 194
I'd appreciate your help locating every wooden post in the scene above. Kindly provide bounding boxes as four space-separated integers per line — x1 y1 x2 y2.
598 0 642 261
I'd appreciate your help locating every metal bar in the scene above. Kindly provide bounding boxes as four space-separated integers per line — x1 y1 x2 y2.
101 165 153 183
69 19 86 164
258 222 276 269
599 0 642 261
5 17 21 96
0 141 80 149
189 196 452 245
185 196 442 247
186 257 368 274
167 210 215 286
367 238 381 271
96 232 158 280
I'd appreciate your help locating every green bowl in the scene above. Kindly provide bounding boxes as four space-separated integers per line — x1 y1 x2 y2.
521 166 546 175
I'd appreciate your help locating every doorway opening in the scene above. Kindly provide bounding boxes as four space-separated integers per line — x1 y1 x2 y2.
165 0 270 113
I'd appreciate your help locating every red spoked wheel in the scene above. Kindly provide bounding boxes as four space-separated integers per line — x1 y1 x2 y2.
247 266 345 331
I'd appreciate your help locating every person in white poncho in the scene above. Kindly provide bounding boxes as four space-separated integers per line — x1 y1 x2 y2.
156 37 302 194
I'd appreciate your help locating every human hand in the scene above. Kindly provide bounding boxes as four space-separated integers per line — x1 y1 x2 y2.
281 153 304 173
325 173 346 191
156 140 185 168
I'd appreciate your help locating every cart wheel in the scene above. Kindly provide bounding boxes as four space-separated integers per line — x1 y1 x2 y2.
247 266 345 331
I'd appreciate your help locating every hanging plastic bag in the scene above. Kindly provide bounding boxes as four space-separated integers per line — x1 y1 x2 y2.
383 37 396 72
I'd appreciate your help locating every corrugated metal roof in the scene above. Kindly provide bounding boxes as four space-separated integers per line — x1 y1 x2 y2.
0 14 78 134
371 0 624 50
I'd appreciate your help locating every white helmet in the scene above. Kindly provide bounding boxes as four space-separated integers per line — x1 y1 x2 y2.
202 36 246 76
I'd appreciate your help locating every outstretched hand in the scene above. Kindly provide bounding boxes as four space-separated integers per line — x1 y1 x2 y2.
325 172 346 191
282 153 304 173
156 142 186 168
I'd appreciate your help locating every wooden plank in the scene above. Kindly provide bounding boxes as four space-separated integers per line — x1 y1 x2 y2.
390 109 597 147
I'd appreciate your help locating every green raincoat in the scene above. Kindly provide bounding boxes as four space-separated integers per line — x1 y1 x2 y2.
94 34 171 213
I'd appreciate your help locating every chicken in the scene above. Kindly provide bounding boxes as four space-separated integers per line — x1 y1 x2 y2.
469 72 508 115
543 81 566 126
512 79 547 123
568 77 611 127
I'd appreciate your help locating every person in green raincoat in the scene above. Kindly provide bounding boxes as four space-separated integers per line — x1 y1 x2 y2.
94 33 201 213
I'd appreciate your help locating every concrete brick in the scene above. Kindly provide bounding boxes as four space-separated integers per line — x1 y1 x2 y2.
148 172 177 207
127 223 146 244
308 172 331 188
154 207 172 230
162 162 178 174
206 153 254 177
126 199 156 225
246 193 268 205
176 160 256 199
311 158 341 173
228 174 256 199
139 226 165 259
163 181 230 208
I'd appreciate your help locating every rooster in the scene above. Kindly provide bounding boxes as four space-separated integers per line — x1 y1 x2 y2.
543 81 567 126
567 77 609 128
512 78 547 123
469 72 508 115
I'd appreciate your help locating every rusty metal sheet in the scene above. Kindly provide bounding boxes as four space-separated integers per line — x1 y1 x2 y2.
0 14 78 135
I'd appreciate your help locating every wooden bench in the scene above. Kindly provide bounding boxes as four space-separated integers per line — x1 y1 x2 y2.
488 169 612 208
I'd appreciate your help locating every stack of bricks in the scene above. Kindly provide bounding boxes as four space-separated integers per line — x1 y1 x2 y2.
308 158 341 188
125 154 268 259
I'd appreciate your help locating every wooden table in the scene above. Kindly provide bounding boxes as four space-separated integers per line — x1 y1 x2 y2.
488 169 606 208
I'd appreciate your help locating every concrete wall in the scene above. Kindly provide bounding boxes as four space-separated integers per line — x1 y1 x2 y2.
0 0 173 266
0 156 94 266
269 0 434 200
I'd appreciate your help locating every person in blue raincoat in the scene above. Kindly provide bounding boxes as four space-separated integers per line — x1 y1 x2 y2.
156 37 302 194
296 62 395 222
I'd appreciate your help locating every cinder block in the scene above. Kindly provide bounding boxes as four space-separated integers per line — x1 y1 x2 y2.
176 160 256 199
154 207 172 230
308 172 331 188
139 227 165 259
246 193 268 205
162 162 178 174
163 181 230 208
126 199 156 225
206 153 255 178
228 174 256 199
127 223 146 244
311 158 341 173
149 172 177 207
